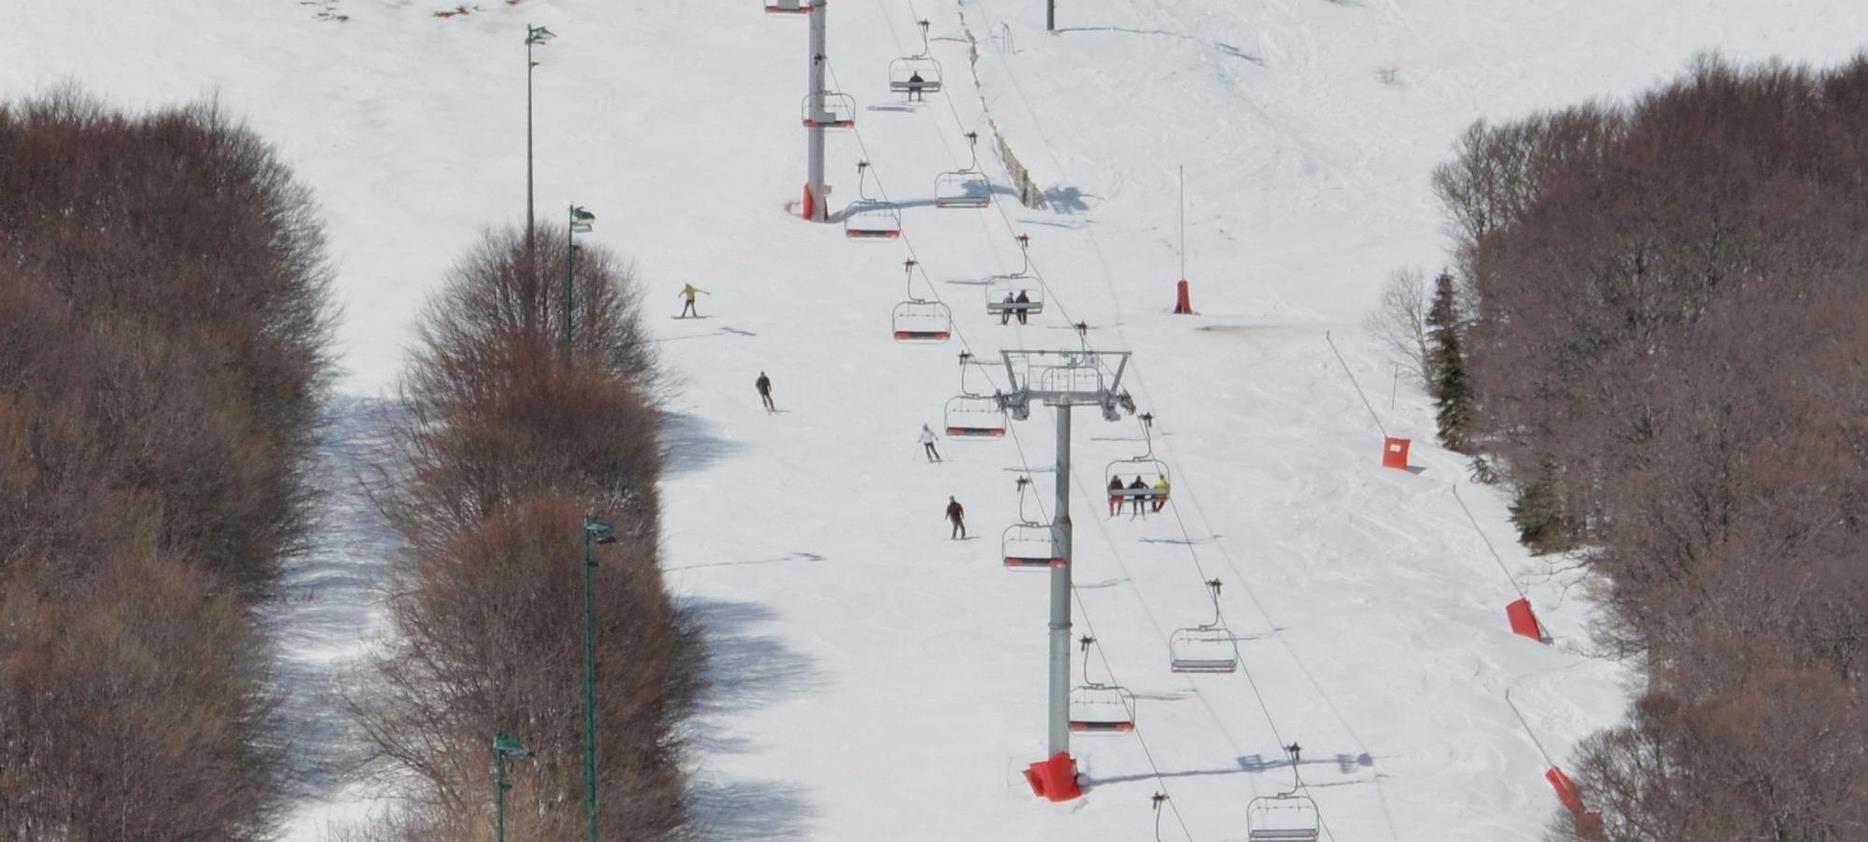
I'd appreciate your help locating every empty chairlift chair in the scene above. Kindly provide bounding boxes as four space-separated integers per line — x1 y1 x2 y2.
934 131 992 209
891 259 951 341
944 394 1006 437
1002 476 1060 568
1246 744 1322 842
1069 637 1136 733
800 91 855 128
764 0 814 13
1246 796 1321 842
844 201 901 239
1168 579 1238 673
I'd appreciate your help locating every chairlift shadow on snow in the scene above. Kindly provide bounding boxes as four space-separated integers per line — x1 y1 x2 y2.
1236 751 1376 775
1041 185 1092 215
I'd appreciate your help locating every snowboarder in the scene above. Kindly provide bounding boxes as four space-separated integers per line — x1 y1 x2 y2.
906 71 927 102
919 423 942 462
1151 475 1171 512
1000 291 1016 325
1014 290 1031 325
755 371 776 413
945 495 966 539
1127 476 1150 518
677 283 710 318
1108 475 1125 517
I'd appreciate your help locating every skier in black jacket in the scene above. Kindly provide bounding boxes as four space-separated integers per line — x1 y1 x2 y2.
945 496 966 539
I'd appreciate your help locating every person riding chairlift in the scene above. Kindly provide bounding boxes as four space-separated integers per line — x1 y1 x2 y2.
1127 476 1150 518
1014 290 1031 325
1107 475 1124 518
1000 291 1016 325
907 71 927 102
1150 475 1170 512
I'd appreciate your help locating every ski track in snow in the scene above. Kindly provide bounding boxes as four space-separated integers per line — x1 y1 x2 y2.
5 0 1865 839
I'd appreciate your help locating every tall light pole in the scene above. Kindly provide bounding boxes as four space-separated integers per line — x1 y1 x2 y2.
564 205 595 359
526 24 556 257
580 514 616 842
493 732 533 842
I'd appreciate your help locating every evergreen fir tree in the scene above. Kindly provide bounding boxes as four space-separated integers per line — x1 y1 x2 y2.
1427 272 1472 453
1509 475 1566 552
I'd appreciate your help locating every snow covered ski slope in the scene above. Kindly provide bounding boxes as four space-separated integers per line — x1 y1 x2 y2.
4 0 1864 839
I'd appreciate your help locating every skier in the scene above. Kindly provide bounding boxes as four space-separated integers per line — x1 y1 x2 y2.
919 423 942 462
945 495 966 539
755 371 776 413
1150 475 1171 512
677 283 710 318
1014 290 1031 325
1108 475 1125 517
1000 291 1016 325
1127 476 1150 518
906 71 927 102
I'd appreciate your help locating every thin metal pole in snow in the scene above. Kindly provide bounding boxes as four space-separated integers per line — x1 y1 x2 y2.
1451 485 1529 600
1324 330 1388 438
1046 0 1056 32
1504 688 1557 767
806 3 828 222
1178 165 1186 281
1047 403 1074 756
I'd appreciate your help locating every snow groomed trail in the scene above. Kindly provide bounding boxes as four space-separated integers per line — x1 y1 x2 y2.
5 1 1865 839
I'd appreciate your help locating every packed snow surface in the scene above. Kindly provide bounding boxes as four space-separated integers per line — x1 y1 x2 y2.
5 0 1863 838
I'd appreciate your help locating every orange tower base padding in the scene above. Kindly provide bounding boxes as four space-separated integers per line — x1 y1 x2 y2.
1023 752 1083 802
800 184 817 221
1173 279 1193 314
1506 597 1546 642
1381 436 1411 469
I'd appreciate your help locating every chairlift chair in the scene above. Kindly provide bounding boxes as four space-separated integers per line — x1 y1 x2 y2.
944 394 1006 437
764 0 813 13
934 131 992 209
844 201 901 239
1168 579 1238 674
1002 523 1061 568
1069 637 1137 733
1106 413 1170 505
800 92 855 128
891 259 950 341
986 283 1044 320
888 57 944 96
1245 795 1321 842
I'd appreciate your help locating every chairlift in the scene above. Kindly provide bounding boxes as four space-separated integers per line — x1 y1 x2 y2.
1003 477 1060 567
1246 796 1322 842
1106 412 1169 507
986 283 1044 322
1169 579 1238 673
800 91 855 128
844 201 901 239
891 259 950 341
764 0 813 13
844 162 900 239
889 59 943 96
1069 637 1136 733
944 394 1006 437
1246 744 1322 842
934 131 992 209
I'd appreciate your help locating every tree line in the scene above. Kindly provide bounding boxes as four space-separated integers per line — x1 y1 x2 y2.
1417 57 1868 840
347 226 701 839
0 88 336 838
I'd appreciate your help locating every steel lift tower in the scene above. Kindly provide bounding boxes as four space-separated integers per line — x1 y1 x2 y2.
997 349 1133 801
